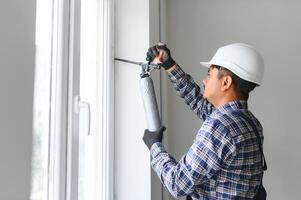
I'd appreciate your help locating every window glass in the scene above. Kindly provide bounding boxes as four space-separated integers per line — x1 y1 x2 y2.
31 0 53 199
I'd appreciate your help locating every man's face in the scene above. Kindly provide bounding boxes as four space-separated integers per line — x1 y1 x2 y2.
202 66 222 104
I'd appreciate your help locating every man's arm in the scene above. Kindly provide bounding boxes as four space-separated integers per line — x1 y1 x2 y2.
167 64 214 121
146 44 214 121
149 121 235 198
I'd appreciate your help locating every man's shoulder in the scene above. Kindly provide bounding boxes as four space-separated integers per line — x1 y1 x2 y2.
207 109 237 126
207 108 263 136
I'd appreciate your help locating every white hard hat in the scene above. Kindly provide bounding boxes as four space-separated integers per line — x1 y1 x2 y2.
200 43 264 85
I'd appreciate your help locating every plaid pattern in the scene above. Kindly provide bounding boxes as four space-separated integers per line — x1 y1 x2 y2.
150 65 264 199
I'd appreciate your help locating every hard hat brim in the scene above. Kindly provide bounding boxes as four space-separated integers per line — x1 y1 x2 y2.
200 61 262 85
199 62 211 68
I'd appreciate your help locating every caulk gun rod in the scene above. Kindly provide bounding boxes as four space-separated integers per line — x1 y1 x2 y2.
114 58 142 66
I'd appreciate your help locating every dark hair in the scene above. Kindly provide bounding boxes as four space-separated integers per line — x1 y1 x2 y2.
211 65 258 100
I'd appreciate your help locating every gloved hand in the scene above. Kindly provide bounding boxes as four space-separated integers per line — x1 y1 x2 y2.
143 126 166 150
146 43 176 70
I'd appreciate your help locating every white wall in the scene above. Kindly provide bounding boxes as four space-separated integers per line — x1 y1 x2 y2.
0 0 36 199
163 0 301 199
114 0 162 199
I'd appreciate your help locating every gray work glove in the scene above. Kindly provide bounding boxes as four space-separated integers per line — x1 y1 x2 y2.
146 44 176 70
143 126 166 150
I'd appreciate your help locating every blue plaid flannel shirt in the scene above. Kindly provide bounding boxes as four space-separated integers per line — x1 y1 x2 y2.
150 65 264 199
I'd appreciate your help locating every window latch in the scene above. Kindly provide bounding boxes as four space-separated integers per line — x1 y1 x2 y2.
74 95 91 136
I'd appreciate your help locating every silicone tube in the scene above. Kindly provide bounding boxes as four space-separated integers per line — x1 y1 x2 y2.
140 75 161 131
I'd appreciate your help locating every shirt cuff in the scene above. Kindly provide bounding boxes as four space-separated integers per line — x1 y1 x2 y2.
168 65 186 82
150 142 166 158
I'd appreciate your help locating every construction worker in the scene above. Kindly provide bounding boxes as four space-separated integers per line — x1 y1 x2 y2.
142 43 267 199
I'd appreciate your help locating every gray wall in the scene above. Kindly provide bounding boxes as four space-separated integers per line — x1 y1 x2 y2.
0 0 36 199
163 0 301 199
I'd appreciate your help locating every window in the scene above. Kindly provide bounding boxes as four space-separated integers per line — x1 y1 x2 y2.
31 0 114 199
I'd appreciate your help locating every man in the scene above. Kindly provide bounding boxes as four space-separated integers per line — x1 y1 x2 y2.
142 43 267 199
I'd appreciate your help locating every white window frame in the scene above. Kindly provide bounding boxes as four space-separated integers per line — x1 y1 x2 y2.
48 0 71 199
99 1 115 200
47 0 114 199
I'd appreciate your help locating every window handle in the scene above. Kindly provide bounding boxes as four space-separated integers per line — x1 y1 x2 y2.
74 96 91 136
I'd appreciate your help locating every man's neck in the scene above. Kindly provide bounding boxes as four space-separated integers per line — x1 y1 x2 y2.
213 93 243 108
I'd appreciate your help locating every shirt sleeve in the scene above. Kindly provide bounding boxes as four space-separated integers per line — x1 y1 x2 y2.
150 120 236 198
168 65 215 121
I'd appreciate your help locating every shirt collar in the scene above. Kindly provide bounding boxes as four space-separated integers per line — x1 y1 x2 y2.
216 100 248 113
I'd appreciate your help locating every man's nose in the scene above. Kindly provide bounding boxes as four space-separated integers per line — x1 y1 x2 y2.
202 78 206 86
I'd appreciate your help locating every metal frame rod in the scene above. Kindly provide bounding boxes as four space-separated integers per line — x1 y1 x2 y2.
114 58 143 66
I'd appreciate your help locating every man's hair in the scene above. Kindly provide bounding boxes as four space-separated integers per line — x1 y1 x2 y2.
211 65 258 100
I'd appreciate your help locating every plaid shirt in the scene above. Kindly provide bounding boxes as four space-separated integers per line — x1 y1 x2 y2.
150 65 264 199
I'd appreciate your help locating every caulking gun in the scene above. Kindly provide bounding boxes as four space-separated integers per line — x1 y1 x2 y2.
114 58 161 132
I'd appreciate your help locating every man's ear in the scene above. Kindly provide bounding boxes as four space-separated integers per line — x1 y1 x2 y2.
221 75 233 91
